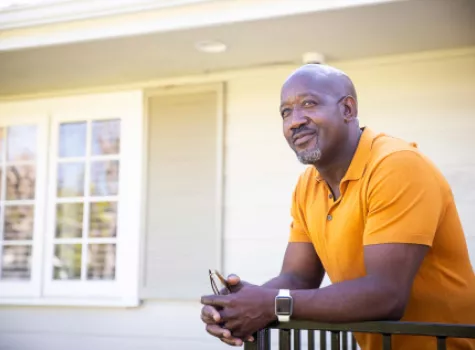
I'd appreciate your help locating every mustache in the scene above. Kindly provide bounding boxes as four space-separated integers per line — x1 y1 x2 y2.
292 126 315 138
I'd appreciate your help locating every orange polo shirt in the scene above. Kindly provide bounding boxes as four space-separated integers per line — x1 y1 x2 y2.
289 127 475 350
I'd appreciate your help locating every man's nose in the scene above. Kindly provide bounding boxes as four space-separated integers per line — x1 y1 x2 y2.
290 109 309 129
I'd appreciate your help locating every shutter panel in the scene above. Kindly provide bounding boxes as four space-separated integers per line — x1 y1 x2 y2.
143 89 222 299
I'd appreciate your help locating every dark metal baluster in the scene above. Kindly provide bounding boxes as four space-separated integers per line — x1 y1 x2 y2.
254 329 270 350
331 332 340 350
279 329 291 350
341 332 348 350
437 337 447 350
350 334 357 350
294 330 301 350
263 329 272 350
308 330 315 350
320 331 327 350
382 334 391 350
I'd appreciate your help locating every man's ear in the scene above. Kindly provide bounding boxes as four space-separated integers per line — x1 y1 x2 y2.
341 95 358 123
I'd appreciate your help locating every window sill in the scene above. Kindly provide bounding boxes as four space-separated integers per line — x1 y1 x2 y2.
0 297 141 308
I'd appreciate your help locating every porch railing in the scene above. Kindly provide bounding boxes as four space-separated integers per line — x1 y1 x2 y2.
243 320 475 350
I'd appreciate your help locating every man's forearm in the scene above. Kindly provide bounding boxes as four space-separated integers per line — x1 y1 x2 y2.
280 275 404 323
261 272 321 290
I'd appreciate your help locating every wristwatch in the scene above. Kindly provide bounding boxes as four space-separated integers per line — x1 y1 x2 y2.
275 289 293 322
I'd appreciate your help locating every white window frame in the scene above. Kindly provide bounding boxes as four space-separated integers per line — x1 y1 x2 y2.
0 91 143 306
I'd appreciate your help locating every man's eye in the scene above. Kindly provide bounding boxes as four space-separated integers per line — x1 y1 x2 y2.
302 100 316 107
281 108 291 118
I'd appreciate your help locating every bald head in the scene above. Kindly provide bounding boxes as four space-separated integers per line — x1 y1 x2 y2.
280 63 360 167
282 64 357 104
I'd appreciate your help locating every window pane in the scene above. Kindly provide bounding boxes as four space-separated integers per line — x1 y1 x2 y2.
1 245 32 280
87 244 115 280
3 205 34 240
57 163 85 197
7 125 37 162
89 202 117 238
92 120 120 155
56 203 83 238
59 122 86 158
6 165 36 200
53 244 82 280
90 160 119 196
0 127 4 163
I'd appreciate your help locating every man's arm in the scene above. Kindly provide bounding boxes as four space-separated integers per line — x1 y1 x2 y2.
288 242 428 322
262 242 325 290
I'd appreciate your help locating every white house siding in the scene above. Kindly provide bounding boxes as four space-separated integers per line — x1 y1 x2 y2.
0 47 474 350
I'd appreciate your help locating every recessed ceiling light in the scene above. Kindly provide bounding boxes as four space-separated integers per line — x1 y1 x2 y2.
195 40 227 53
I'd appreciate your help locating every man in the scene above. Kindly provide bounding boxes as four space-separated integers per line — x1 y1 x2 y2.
200 64 475 349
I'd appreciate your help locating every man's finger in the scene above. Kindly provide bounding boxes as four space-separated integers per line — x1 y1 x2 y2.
201 305 221 323
201 294 231 307
227 274 241 286
205 324 231 339
221 337 243 347
219 308 237 323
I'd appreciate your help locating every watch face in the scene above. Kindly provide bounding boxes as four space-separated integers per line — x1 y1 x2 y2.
275 296 293 315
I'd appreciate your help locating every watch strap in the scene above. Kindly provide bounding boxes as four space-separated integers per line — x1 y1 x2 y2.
278 289 291 297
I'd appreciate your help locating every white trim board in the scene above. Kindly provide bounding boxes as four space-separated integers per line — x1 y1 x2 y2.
0 0 399 51
0 0 210 30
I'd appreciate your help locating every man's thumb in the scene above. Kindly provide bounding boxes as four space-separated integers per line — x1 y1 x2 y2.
227 274 241 285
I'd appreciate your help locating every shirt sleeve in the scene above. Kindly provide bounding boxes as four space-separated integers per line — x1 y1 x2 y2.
288 177 312 243
363 150 447 247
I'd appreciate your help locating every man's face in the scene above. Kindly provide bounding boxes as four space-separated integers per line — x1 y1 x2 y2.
280 74 345 165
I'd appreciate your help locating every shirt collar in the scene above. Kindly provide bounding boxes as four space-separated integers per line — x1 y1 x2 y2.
315 127 377 182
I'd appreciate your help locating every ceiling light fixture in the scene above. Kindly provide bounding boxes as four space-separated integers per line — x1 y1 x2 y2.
195 40 227 53
302 52 325 64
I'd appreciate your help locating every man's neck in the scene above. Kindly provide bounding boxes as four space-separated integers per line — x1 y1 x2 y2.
315 128 362 189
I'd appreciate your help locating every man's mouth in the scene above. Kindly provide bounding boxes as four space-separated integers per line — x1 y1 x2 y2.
293 131 316 146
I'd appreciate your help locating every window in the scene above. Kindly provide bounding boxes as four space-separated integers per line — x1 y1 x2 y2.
0 91 143 305
0 121 47 298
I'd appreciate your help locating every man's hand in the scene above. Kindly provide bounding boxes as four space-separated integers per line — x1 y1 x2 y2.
201 274 254 346
201 285 277 340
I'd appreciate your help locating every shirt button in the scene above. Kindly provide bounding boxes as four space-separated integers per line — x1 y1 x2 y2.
328 194 333 199
327 214 333 221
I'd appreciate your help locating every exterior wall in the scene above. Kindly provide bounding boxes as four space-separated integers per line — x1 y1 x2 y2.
0 48 474 350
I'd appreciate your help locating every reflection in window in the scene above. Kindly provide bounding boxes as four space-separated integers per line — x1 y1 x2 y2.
87 244 116 280
91 161 119 196
57 163 85 197
3 205 34 240
0 125 37 281
56 203 83 238
89 202 117 237
7 125 37 162
92 120 120 155
1 245 32 280
6 165 36 200
53 244 82 280
59 122 86 158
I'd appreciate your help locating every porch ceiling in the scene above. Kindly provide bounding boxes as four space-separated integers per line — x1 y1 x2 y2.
0 0 474 97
